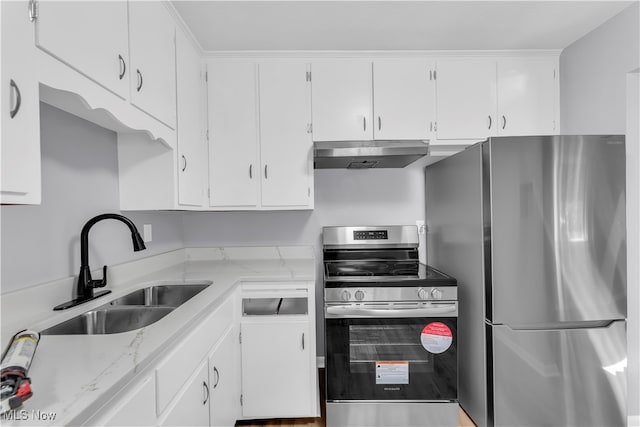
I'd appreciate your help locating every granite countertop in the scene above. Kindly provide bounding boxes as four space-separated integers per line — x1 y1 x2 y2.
0 247 315 426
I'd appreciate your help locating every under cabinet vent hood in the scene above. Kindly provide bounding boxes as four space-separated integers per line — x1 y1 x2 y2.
313 140 429 169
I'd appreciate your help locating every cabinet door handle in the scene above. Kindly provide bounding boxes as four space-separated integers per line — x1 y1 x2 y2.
9 79 21 119
136 69 143 92
118 55 126 80
264 164 268 179
181 155 187 172
249 164 253 179
202 381 210 405
487 115 492 130
502 115 507 130
302 333 305 350
378 116 382 131
28 0 37 22
213 366 220 389
363 117 367 132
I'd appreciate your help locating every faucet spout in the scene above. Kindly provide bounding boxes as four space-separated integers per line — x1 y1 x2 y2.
53 213 147 311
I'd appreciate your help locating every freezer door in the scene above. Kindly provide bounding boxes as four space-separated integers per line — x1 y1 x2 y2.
491 321 627 427
486 135 626 325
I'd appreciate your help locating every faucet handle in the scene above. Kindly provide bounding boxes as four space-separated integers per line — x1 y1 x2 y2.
91 265 108 288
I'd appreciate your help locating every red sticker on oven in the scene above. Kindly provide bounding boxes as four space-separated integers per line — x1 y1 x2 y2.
421 322 452 354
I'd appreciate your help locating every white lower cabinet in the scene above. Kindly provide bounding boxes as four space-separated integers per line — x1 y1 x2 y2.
241 321 312 418
81 283 318 426
209 326 241 427
87 375 157 427
159 359 211 427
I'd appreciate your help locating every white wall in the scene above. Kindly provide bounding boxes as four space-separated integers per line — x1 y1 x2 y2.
627 71 640 426
560 3 640 422
182 161 429 354
0 104 184 295
560 2 640 134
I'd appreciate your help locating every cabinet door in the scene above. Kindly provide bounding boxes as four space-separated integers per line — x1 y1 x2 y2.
159 359 210 427
241 321 312 418
1 0 41 204
259 62 313 208
373 60 434 140
209 326 241 427
35 1 129 99
129 1 176 129
97 375 157 426
311 61 373 141
436 58 497 140
176 29 207 207
207 62 259 208
497 57 557 136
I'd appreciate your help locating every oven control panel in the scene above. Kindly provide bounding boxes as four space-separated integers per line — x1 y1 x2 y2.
353 230 388 240
326 286 457 303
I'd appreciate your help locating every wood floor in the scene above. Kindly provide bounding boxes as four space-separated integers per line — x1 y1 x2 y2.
235 370 477 427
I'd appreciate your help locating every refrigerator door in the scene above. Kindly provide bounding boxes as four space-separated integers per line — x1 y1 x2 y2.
491 321 627 427
486 136 627 326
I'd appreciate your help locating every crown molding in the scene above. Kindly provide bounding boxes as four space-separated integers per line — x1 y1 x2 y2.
202 49 563 60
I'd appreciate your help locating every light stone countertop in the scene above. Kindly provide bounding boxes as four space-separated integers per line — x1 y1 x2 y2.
0 247 315 426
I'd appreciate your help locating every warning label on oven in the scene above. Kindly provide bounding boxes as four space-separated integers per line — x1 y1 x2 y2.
376 361 409 384
421 322 453 354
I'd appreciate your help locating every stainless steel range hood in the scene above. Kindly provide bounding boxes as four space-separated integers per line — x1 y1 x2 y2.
313 140 429 169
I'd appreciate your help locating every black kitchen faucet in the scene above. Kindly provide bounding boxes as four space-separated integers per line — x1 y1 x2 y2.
53 214 146 310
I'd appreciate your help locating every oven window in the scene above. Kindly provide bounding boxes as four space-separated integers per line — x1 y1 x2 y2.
325 318 457 401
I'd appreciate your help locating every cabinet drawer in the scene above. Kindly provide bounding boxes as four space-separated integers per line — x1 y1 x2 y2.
155 293 235 415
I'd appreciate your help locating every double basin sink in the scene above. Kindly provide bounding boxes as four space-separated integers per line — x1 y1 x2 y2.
41 282 211 335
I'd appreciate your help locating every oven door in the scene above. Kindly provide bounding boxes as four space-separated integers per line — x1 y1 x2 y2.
325 302 457 402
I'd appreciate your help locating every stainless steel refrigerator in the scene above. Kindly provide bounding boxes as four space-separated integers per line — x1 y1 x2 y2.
425 136 627 427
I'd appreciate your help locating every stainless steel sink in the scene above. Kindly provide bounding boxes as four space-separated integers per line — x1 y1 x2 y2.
41 306 174 335
41 282 211 335
107 283 210 308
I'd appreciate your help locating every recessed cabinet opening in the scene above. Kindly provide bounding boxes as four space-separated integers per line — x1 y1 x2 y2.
242 297 308 316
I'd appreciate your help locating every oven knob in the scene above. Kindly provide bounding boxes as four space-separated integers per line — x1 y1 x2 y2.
342 290 352 301
418 288 428 300
355 290 365 301
430 288 443 300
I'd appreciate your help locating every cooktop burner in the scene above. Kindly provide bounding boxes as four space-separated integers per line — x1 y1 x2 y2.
322 225 457 289
323 264 456 288
326 261 419 277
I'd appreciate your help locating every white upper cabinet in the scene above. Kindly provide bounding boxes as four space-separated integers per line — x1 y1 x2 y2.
311 61 373 141
176 29 207 208
208 62 260 209
373 60 435 140
435 58 497 140
1 0 41 205
312 60 435 141
207 61 314 211
259 62 314 208
128 1 177 129
435 56 558 140
35 1 130 99
496 57 557 136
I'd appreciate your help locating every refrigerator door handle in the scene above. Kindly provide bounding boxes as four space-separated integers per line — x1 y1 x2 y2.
500 319 618 331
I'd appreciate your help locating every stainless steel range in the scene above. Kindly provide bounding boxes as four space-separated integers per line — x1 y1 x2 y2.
323 225 458 427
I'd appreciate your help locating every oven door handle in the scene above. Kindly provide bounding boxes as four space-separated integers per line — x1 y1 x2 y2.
325 303 457 318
